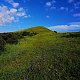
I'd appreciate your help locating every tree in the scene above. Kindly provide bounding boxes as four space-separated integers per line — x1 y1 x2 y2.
54 31 57 33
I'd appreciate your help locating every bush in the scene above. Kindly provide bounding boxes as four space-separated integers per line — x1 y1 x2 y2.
21 31 30 36
1 33 18 44
29 32 38 36
0 31 38 51
54 31 57 33
0 37 6 51
62 33 80 38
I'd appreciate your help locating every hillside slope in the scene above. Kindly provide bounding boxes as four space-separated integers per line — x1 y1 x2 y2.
0 26 80 80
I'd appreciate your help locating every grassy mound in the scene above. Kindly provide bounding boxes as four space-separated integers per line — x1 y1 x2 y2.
0 26 80 80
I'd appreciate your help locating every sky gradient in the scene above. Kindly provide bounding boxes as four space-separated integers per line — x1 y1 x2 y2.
0 0 80 32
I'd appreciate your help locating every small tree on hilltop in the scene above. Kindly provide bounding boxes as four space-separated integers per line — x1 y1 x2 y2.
54 31 57 33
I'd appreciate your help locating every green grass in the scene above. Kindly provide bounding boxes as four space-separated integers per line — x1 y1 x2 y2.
0 26 80 80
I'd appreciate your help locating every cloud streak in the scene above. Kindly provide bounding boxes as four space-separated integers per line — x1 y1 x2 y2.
48 22 80 32
73 13 80 17
68 0 74 3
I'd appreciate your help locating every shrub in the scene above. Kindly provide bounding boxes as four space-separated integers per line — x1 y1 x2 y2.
0 37 6 51
21 31 30 36
29 32 38 36
62 33 80 38
54 31 57 33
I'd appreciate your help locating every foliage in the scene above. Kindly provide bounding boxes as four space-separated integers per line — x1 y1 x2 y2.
62 32 80 38
0 26 80 80
0 31 38 51
0 37 6 51
54 31 57 33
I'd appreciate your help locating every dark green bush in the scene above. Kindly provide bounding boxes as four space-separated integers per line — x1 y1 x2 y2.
0 31 38 52
54 31 57 33
29 32 38 36
21 31 30 36
0 37 6 51
62 32 80 38
1 33 18 44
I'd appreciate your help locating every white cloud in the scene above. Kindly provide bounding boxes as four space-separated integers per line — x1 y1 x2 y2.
0 0 30 26
60 7 65 10
17 7 26 17
74 2 80 9
0 6 15 26
0 6 13 26
70 22 80 25
18 7 24 11
28 14 31 18
48 23 80 32
12 3 19 8
46 15 50 18
49 25 69 30
46 2 52 7
45 0 57 11
17 12 26 17
5 0 14 3
68 0 74 3
73 13 80 17
45 0 79 13
60 7 68 11
45 0 69 11
10 8 17 13
6 0 19 8
0 6 27 26
50 6 56 10
52 0 56 3
24 14 31 18
45 0 56 7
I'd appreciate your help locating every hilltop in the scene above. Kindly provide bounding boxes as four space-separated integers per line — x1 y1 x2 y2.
20 26 52 33
0 26 80 80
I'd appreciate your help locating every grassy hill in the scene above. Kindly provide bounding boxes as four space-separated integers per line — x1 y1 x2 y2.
0 26 80 80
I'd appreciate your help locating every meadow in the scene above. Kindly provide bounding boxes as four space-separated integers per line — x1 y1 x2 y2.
0 26 80 80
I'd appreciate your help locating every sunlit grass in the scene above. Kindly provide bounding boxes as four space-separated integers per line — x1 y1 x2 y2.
0 27 80 80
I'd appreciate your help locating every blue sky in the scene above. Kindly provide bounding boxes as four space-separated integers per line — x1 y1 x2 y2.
0 0 80 32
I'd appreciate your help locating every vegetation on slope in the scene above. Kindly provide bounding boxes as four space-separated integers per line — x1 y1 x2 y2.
0 29 38 51
0 26 80 80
